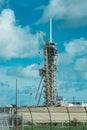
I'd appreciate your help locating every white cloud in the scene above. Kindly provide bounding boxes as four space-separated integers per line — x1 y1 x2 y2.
59 38 87 64
74 58 87 72
65 38 87 57
74 58 87 79
59 37 87 82
0 66 39 106
38 0 87 27
7 64 39 78
0 9 39 60
59 53 72 64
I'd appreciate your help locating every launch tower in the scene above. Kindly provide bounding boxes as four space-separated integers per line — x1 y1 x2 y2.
36 19 58 106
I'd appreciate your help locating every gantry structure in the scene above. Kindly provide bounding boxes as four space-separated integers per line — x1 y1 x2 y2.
36 19 58 106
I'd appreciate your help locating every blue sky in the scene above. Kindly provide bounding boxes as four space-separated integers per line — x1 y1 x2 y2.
0 0 87 106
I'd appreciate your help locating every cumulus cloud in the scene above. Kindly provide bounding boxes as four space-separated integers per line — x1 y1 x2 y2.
38 0 87 27
0 9 39 60
74 58 87 79
59 38 87 64
74 58 87 72
7 64 39 78
59 37 87 88
65 38 87 57
0 66 39 106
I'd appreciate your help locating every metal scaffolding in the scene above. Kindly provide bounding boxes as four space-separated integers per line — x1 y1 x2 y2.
44 42 58 106
38 19 58 106
41 42 58 106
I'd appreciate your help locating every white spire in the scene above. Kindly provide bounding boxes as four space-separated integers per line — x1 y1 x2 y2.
50 18 52 43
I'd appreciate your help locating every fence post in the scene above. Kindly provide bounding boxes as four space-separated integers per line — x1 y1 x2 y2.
62 122 64 128
27 107 33 130
21 113 24 130
84 107 87 117
66 107 71 130
46 107 52 130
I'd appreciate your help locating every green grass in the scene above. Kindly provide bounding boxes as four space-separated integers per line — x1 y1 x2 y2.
23 123 87 130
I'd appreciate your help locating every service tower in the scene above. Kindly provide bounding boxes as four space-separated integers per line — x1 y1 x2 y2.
39 19 58 106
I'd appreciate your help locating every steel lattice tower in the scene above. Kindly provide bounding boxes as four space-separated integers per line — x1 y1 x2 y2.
39 19 58 106
43 42 58 106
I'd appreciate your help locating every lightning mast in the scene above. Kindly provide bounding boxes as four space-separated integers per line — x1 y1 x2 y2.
38 18 58 106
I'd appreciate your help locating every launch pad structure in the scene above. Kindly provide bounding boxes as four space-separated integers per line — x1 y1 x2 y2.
37 19 58 106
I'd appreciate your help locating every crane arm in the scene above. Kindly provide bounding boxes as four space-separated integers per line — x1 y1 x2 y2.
39 32 45 46
35 77 43 100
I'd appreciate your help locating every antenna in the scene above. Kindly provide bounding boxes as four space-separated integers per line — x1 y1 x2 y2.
50 18 52 43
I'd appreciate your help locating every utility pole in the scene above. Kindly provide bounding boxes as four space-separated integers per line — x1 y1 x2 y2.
16 79 18 115
16 79 18 130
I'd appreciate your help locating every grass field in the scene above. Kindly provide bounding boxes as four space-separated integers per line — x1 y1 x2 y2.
8 123 87 130
12 122 87 130
23 123 87 130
